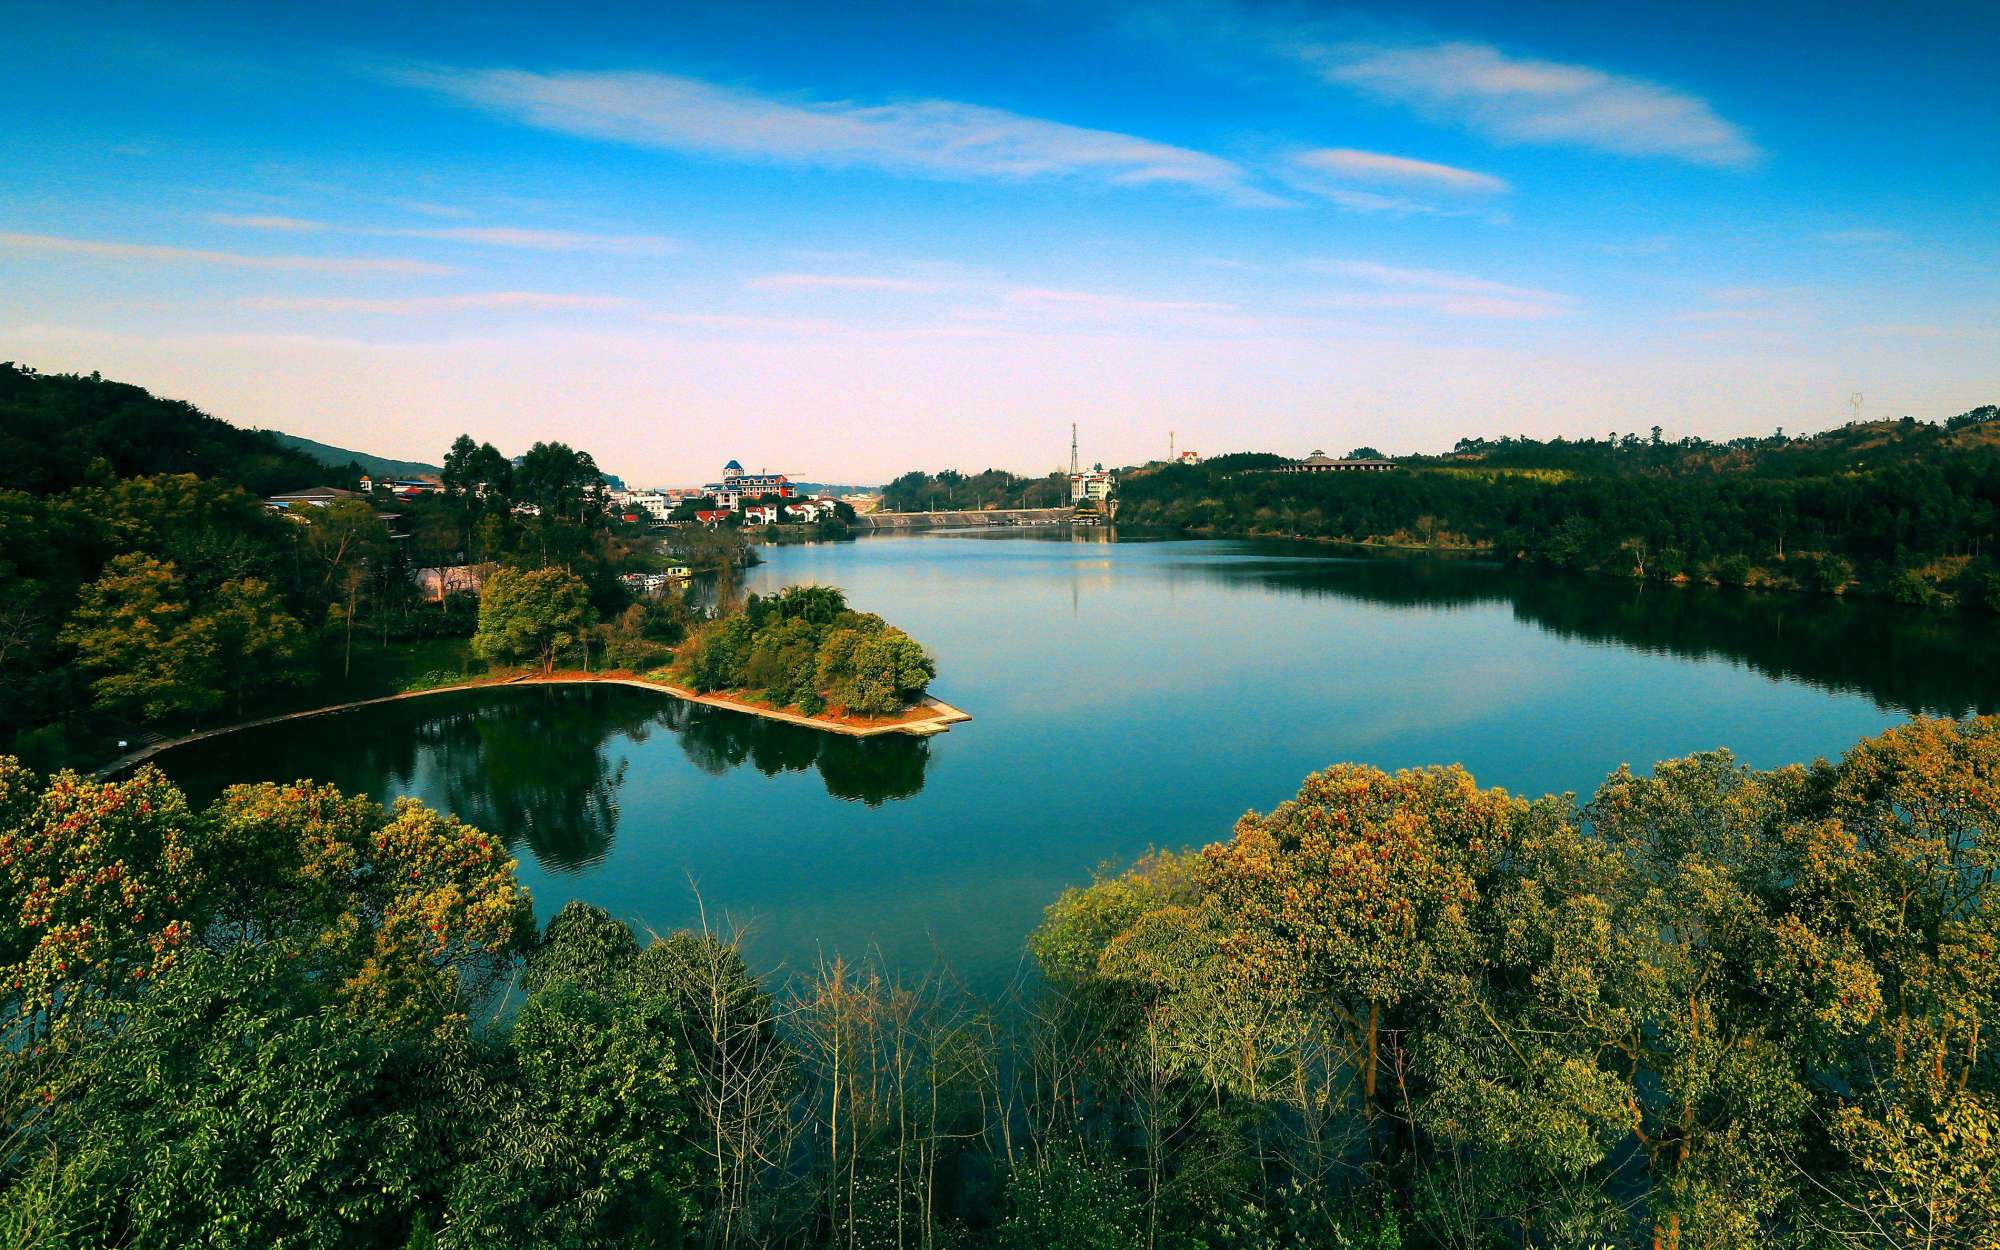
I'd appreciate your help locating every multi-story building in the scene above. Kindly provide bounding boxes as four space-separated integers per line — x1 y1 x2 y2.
1070 465 1116 504
702 459 795 509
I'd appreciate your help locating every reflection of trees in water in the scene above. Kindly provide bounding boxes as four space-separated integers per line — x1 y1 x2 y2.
407 687 664 873
164 685 932 878
1194 551 2000 717
660 699 929 806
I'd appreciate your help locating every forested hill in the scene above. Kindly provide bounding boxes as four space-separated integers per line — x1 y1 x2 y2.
1114 406 2000 612
0 363 326 496
264 429 441 481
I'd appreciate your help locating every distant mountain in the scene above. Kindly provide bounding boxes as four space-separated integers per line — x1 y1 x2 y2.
791 481 880 496
264 430 442 480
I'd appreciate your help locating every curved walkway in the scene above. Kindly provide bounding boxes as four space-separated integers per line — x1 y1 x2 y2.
95 674 971 778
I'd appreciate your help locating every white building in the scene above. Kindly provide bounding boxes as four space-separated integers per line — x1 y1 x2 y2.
1070 465 1116 504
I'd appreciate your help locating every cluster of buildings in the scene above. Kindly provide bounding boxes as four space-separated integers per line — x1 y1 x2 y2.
609 459 845 528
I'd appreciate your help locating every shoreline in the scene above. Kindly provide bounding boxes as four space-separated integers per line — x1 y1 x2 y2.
95 673 971 778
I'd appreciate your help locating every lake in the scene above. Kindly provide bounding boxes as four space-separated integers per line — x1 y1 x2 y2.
154 531 2000 991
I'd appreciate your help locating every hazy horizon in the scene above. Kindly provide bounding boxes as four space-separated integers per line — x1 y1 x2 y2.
4 0 1996 484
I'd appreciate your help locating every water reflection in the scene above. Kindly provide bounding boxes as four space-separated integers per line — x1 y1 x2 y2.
159 685 932 872
1181 547 2000 717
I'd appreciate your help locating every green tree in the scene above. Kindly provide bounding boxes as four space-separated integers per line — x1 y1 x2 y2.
58 553 220 721
473 567 596 674
443 979 699 1250
197 576 309 713
7 943 452 1250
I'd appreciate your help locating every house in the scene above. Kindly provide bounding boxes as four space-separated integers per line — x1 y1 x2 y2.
512 501 543 517
1176 450 1201 465
783 500 832 523
265 485 363 511
1070 466 1116 504
665 565 693 579
693 509 731 527
743 504 780 525
1276 451 1396 474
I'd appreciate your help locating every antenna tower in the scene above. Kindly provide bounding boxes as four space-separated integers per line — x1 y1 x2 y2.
1070 423 1079 477
1170 430 1176 463
1849 391 1864 422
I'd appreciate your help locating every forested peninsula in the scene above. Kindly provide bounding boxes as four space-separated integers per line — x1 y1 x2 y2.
0 365 763 770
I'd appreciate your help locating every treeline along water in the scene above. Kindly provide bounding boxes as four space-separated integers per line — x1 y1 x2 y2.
154 531 2000 989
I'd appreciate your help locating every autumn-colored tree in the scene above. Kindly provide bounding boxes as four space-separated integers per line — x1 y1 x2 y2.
473 566 595 674
0 760 206 1035
203 781 534 1030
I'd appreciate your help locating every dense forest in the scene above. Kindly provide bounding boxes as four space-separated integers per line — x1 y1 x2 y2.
1115 409 2000 611
880 468 1071 513
1 714 1993 1247
0 365 716 770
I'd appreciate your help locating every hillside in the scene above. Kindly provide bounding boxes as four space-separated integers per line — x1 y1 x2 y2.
0 363 324 496
263 430 441 481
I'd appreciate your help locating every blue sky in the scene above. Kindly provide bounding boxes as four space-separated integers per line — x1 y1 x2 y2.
3 0 1995 484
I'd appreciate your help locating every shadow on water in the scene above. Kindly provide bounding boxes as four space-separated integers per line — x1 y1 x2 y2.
157 685 932 871
1183 547 2000 718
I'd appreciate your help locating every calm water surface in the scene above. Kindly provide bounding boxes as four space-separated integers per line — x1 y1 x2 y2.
157 532 2000 990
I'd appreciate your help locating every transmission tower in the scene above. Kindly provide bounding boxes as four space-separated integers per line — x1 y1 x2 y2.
1850 392 1864 422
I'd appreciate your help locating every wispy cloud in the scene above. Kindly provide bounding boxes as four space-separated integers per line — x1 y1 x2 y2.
1667 286 1806 335
1307 259 1575 319
239 292 631 315
1816 227 1901 245
651 312 852 334
0 231 451 274
1310 41 1758 168
392 65 1288 206
1290 148 1509 194
1003 287 1233 317
209 214 674 254
1133 4 1756 169
747 273 942 293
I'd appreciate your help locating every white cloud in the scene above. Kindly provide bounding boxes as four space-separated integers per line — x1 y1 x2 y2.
239 292 631 315
0 231 451 274
1311 41 1757 168
1290 148 1509 194
747 273 942 293
1306 259 1575 319
652 312 851 334
393 65 1289 206
210 214 674 253
1004 287 1234 317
